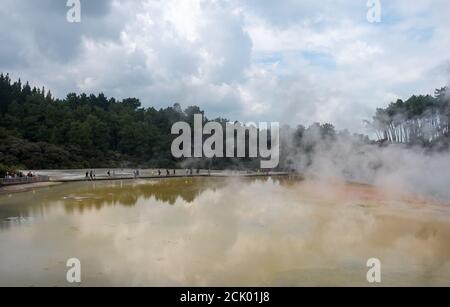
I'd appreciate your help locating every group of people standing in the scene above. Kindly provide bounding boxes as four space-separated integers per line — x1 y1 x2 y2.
86 169 118 180
85 170 96 180
84 168 212 181
183 168 210 176
156 169 210 176
157 169 176 176
3 171 35 179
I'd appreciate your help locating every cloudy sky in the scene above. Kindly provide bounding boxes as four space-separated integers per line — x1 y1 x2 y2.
1 0 450 132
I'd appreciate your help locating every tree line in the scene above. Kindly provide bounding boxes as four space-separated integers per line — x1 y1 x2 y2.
366 87 450 148
0 73 269 171
1 73 448 173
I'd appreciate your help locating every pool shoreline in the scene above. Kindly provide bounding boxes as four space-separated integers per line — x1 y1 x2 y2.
0 172 294 195
0 181 63 194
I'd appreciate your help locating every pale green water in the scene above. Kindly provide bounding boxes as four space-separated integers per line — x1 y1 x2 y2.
0 177 449 287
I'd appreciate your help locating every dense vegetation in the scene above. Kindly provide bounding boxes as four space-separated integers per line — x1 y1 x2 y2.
0 73 199 169
0 73 449 171
0 73 267 170
367 88 450 148
0 163 15 178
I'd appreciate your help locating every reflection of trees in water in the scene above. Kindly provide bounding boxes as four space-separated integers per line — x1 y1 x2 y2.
0 192 51 231
0 216 33 231
0 177 292 227
63 178 231 214
62 177 292 214
64 177 295 213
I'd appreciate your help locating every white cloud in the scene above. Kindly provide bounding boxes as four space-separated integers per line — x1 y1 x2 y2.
1 0 450 133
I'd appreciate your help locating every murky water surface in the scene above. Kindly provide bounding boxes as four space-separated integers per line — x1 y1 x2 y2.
0 177 449 286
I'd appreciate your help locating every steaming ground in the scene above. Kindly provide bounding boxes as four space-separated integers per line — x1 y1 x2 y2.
283 133 450 203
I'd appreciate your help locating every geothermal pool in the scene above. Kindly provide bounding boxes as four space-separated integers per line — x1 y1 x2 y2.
0 177 449 286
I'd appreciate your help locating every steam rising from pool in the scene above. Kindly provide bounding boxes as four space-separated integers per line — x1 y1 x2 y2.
281 129 450 202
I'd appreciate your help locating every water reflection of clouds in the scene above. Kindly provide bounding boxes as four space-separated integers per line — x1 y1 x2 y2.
61 178 228 213
0 177 449 286
70 179 450 286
